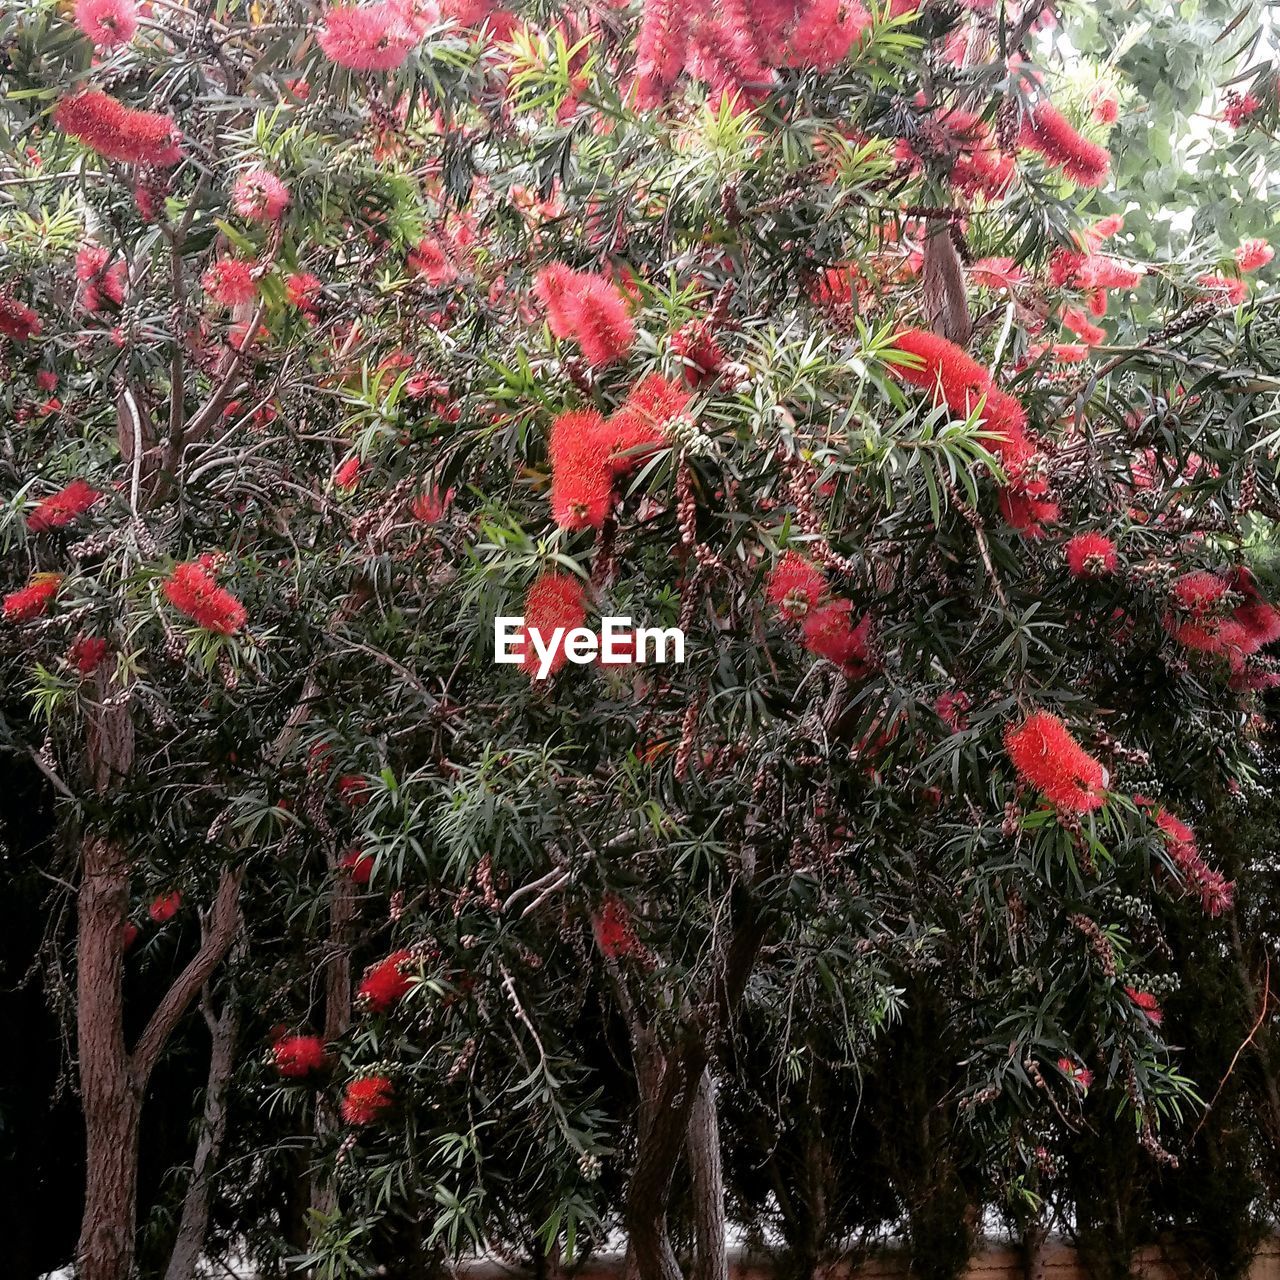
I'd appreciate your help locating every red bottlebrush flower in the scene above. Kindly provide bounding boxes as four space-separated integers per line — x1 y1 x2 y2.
970 257 1027 291
1225 566 1280 652
998 488 1059 539
782 0 870 72
0 294 42 341
1235 239 1273 272
766 552 826 622
935 689 971 732
68 635 109 676
341 1074 394 1124
333 456 362 491
337 774 370 806
341 849 375 885
809 263 862 308
632 0 693 108
1064 532 1118 578
358 949 416 1012
571 275 638 368
532 264 636 368
1058 1057 1093 1090
36 372 57 393
1049 343 1088 363
285 271 322 313
892 330 1042 485
76 244 127 312
272 1034 329 1078
319 2 419 70
1086 214 1125 245
164 562 247 634
1223 90 1260 130
521 571 588 678
1089 84 1119 125
54 91 182 167
801 599 876 677
533 263 582 339
1020 102 1110 187
231 167 290 222
28 478 102 532
683 0 776 105
671 318 725 386
605 373 686 473
408 235 458 286
891 327 992 411
148 890 182 923
548 410 614 530
1197 272 1249 307
950 146 1016 202
202 257 257 307
1061 306 1106 346
593 895 639 958
4 573 61 622
1048 247 1087 287
1153 810 1235 917
74 0 138 46
121 921 141 952
1124 986 1163 1026
410 487 454 522
1003 710 1107 813
1171 570 1228 613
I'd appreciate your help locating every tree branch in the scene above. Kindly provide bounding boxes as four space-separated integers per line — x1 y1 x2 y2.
130 866 243 1085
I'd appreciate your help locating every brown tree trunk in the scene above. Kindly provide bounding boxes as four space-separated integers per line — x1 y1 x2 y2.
311 870 356 1222
77 835 143 1280
922 221 971 346
688 1070 728 1280
1023 1221 1049 1280
163 982 240 1280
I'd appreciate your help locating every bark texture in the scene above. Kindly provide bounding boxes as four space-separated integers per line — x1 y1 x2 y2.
163 984 241 1280
688 1069 728 1280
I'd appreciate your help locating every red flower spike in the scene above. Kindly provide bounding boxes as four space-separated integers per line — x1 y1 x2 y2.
54 90 181 168
766 553 826 622
272 1034 329 1078
0 295 42 341
358 949 416 1013
532 264 636 367
521 572 587 678
341 1074 394 1124
320 2 418 70
1020 101 1110 187
1003 711 1107 813
1125 987 1163 1026
28 478 102 532
68 635 109 676
1064 532 1118 578
341 849 375 885
4 573 61 622
148 890 182 923
164 562 247 634
801 599 876 677
593 895 639 958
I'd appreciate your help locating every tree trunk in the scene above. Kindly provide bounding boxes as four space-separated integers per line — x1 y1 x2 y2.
311 870 356 1222
77 836 142 1280
688 1070 728 1280
163 983 240 1280
1023 1221 1050 1280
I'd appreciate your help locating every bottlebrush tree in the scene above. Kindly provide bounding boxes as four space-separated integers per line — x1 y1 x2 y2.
1 0 1279 1277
